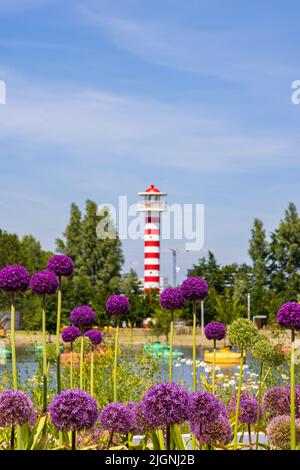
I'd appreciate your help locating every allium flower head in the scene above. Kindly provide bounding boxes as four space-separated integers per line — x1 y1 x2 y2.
160 288 184 310
49 389 98 432
73 336 94 354
100 402 134 434
61 326 81 343
204 322 226 341
30 270 59 295
0 390 36 427
191 415 232 446
70 305 96 328
228 318 258 351
267 415 300 450
188 391 227 427
251 335 274 364
127 402 153 434
228 394 260 424
142 382 189 428
105 294 130 316
0 265 30 293
269 344 286 367
84 329 103 346
181 277 208 302
47 254 74 277
276 302 300 330
262 387 290 420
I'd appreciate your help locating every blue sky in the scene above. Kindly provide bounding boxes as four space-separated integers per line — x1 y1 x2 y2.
0 0 299 283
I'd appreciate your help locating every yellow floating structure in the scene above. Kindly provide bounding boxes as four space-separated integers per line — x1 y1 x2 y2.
204 347 241 365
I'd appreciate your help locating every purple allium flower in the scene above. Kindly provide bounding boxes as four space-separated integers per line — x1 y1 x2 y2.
276 302 300 330
61 326 81 343
70 305 96 328
190 415 232 446
204 322 226 341
267 415 300 450
100 402 135 434
84 329 103 346
105 294 130 316
0 265 30 293
30 270 59 295
262 387 290 420
160 288 185 310
49 389 98 432
0 390 36 427
127 402 154 434
228 394 260 425
181 277 208 302
142 382 189 428
46 254 74 277
188 391 227 427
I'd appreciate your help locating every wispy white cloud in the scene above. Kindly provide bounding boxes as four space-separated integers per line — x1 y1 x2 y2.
78 4 297 88
0 68 298 177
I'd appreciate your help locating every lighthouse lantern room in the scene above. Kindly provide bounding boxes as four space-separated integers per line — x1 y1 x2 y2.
137 184 167 293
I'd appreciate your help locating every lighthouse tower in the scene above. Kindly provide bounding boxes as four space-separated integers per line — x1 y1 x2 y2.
138 184 167 293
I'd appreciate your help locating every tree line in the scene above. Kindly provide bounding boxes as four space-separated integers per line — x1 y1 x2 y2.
0 201 299 331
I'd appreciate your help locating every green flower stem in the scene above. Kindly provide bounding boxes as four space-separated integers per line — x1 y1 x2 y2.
255 363 263 450
248 424 252 450
70 342 73 388
56 278 62 394
42 295 48 412
233 351 244 450
192 303 197 392
10 425 15 450
212 339 216 394
71 430 76 451
169 310 174 382
113 317 120 402
90 350 94 396
291 328 296 450
166 425 171 450
10 293 17 390
79 335 84 390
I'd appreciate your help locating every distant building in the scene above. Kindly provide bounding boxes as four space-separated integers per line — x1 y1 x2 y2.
160 276 169 291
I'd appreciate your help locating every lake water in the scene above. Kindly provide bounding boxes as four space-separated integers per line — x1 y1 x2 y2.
0 343 262 393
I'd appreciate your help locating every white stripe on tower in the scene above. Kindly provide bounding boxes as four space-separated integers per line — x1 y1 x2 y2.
144 211 160 291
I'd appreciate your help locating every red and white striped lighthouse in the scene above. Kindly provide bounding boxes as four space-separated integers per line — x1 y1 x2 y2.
138 184 167 293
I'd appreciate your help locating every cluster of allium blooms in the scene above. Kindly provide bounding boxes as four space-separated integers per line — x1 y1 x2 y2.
47 254 74 277
0 265 30 293
84 329 103 346
49 389 98 432
204 322 226 341
228 394 260 425
267 415 300 450
100 402 135 434
160 288 184 310
70 305 96 328
30 270 59 295
228 318 258 351
127 402 153 435
262 386 291 420
105 294 130 316
276 302 300 330
61 326 81 343
181 277 208 301
188 391 227 427
142 382 189 428
190 415 232 446
0 390 36 427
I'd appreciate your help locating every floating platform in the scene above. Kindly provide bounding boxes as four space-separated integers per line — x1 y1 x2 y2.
204 347 240 364
143 341 184 359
